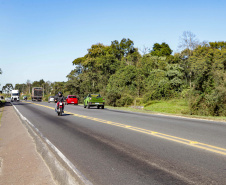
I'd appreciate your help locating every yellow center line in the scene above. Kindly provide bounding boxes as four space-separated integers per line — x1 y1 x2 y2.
24 102 226 156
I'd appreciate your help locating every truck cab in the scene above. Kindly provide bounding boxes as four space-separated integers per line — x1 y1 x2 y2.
11 90 20 101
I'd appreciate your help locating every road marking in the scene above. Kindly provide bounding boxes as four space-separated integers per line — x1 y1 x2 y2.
13 105 92 185
24 102 226 156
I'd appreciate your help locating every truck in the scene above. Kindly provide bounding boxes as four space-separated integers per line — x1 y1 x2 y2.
11 90 20 101
31 87 43 101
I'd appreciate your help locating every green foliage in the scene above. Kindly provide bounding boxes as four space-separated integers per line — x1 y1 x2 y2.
51 82 66 96
2 83 13 95
144 99 189 114
209 41 226 49
13 38 226 117
15 83 27 93
188 45 226 116
150 42 173 57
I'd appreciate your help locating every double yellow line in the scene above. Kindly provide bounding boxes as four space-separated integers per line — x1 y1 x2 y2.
27 102 226 156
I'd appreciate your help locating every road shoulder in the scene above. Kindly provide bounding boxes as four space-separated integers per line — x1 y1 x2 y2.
0 104 56 185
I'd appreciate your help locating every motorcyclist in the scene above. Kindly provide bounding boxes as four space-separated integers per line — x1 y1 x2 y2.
55 91 64 112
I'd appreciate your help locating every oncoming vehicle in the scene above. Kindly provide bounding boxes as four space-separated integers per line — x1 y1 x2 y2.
84 94 105 109
11 90 20 101
5 97 11 102
31 87 43 101
55 91 65 116
48 96 55 103
65 95 78 105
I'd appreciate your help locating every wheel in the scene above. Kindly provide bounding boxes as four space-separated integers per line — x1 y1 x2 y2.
87 102 90 109
102 105 104 109
57 112 60 116
97 106 100 109
60 108 63 116
84 103 86 108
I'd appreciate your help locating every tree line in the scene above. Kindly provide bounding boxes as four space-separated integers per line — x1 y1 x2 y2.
66 34 226 116
2 32 226 116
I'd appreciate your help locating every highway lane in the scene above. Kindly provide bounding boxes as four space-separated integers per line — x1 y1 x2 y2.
13 101 226 184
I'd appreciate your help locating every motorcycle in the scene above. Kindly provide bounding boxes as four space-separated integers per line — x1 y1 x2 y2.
56 101 64 116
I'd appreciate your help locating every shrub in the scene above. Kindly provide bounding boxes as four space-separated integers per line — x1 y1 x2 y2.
115 94 133 107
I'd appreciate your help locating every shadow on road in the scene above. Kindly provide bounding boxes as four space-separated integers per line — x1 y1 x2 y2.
61 114 71 116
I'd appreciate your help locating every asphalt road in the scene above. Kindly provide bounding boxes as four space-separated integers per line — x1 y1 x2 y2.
13 101 226 185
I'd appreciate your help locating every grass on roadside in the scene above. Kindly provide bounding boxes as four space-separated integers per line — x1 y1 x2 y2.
104 99 226 122
144 99 189 114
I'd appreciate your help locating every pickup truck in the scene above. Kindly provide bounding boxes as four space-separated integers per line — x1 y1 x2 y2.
84 94 105 109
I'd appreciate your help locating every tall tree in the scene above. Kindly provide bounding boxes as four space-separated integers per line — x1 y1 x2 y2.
150 42 173 57
26 80 31 94
178 31 200 87
15 83 26 94
111 38 135 60
178 31 199 56
2 83 13 95
188 43 226 116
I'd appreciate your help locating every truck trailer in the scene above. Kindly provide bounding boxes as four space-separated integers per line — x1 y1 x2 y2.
31 87 43 101
11 90 20 101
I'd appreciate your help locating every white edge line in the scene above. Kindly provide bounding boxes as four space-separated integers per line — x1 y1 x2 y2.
13 105 92 185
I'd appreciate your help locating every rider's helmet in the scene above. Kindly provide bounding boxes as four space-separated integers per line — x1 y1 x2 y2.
58 91 63 97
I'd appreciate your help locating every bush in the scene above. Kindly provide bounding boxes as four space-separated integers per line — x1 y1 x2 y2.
189 88 226 116
115 94 133 107
106 91 121 107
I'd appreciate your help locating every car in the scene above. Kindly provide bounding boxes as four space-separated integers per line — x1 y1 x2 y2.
5 97 11 102
48 96 55 103
84 94 105 109
23 96 27 100
65 95 78 105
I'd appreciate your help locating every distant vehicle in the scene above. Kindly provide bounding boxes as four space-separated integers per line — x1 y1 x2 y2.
23 96 27 100
31 87 43 101
84 94 105 109
5 97 11 102
65 95 78 105
48 96 55 103
11 90 20 101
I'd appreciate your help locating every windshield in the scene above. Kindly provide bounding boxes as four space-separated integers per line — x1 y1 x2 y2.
91 94 100 97
69 96 76 98
12 93 19 96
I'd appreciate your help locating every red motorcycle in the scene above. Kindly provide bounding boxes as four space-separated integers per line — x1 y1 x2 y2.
56 101 64 116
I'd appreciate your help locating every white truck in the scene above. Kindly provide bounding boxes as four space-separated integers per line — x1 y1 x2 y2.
11 90 20 101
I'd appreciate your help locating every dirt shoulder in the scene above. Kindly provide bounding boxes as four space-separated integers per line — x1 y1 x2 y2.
0 103 56 185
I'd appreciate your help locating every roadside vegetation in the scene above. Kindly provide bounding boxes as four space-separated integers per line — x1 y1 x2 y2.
1 31 226 118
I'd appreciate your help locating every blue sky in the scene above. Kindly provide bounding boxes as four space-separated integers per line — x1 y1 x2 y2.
0 0 226 88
